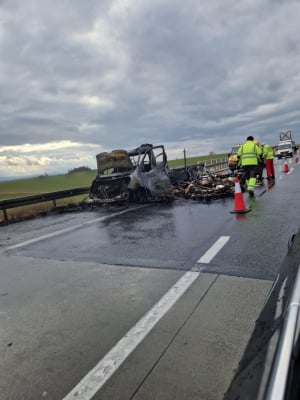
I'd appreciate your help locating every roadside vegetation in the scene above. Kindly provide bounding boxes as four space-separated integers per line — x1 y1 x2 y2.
168 153 227 168
0 153 227 223
0 169 96 199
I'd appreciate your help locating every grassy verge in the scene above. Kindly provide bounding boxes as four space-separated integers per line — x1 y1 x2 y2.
0 171 95 223
168 153 227 168
0 170 97 199
0 153 228 223
1 194 91 224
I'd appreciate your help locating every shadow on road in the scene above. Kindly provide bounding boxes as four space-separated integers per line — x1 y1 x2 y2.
224 227 300 400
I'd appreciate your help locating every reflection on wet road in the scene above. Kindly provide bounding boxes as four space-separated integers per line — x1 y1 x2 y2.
9 159 300 280
10 199 235 270
1 157 300 400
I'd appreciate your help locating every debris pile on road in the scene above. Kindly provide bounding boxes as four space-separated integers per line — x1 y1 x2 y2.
89 143 245 205
171 173 237 201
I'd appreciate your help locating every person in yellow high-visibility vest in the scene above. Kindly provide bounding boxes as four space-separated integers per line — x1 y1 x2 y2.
237 136 263 197
262 144 275 180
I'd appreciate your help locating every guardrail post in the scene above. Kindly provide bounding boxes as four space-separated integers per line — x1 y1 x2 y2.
1 208 8 224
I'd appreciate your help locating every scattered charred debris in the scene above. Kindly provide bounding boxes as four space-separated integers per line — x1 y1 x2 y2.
89 143 240 205
171 172 237 201
0 150 240 225
168 163 205 185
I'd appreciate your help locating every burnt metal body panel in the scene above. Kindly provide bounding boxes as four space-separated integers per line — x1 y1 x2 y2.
90 144 173 204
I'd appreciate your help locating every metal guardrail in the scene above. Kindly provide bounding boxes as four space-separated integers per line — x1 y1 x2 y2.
265 265 300 400
0 158 230 223
0 187 90 223
204 157 229 173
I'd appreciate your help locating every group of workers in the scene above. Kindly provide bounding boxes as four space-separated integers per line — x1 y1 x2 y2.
237 136 275 197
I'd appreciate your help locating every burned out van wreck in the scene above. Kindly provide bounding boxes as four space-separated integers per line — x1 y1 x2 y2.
90 144 174 204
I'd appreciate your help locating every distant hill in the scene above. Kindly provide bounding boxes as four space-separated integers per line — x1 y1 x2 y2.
0 176 35 182
0 172 61 182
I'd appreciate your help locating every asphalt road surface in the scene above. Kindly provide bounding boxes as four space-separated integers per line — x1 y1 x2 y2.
0 157 300 400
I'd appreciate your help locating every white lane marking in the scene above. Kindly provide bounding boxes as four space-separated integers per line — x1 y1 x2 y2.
197 236 230 264
2 206 148 252
62 270 200 400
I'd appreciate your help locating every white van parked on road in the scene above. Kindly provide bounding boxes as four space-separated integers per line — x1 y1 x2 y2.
277 140 295 159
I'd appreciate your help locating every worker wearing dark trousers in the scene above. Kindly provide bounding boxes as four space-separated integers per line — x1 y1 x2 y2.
256 159 264 185
263 144 275 180
254 141 264 185
237 136 263 197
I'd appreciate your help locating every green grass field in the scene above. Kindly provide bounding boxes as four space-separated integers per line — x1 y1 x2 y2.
168 153 227 168
0 153 228 223
0 153 227 200
0 170 97 200
0 170 97 222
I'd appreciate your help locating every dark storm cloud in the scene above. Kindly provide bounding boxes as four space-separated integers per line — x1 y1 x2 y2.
1 0 300 177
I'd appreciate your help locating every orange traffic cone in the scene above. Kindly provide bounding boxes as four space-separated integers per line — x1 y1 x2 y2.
295 154 299 163
284 158 289 172
230 176 250 214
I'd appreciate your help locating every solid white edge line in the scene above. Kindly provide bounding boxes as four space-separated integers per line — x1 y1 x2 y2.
62 270 200 400
1 206 148 252
197 236 230 264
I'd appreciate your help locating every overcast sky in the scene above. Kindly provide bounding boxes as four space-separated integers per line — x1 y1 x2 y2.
1 0 300 178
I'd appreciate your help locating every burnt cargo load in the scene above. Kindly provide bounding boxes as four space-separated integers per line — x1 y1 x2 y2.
168 163 205 185
90 144 174 204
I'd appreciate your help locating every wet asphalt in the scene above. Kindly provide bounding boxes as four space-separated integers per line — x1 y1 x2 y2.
0 157 299 400
8 158 300 278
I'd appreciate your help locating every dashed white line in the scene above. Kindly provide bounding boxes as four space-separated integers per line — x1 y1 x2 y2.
3 210 230 400
62 235 230 399
62 270 200 400
197 235 230 264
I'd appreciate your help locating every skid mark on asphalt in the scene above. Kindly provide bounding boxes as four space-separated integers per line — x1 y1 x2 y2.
62 236 228 400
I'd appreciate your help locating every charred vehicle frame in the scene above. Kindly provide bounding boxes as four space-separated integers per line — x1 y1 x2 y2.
90 144 174 204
